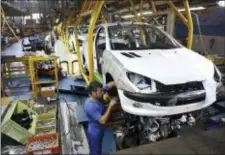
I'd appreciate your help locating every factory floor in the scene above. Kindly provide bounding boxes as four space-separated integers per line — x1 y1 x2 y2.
113 127 225 154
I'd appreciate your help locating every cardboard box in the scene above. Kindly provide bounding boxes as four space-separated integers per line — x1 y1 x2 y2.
40 87 55 98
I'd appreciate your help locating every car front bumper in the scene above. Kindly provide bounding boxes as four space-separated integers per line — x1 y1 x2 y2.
118 85 217 116
23 46 32 51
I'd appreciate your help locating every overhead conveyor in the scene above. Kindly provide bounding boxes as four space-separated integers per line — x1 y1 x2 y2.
54 0 105 94
74 0 105 84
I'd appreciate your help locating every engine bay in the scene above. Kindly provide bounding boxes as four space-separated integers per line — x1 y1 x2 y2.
108 104 196 150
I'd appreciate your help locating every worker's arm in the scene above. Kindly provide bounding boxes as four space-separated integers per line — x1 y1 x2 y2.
107 81 116 89
103 81 116 92
99 104 113 124
99 97 118 124
84 97 118 125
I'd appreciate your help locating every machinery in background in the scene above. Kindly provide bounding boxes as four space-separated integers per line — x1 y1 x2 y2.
36 60 67 80
29 36 45 51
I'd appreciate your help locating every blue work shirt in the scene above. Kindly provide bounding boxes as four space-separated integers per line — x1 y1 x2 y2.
84 85 109 135
84 98 106 135
84 85 109 134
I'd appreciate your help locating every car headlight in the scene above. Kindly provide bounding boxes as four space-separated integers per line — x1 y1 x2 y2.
214 66 222 82
127 72 152 91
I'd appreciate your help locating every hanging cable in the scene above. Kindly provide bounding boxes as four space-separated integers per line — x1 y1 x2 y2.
1 6 20 41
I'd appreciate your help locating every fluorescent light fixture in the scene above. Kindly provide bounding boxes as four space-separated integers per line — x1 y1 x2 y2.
32 13 41 19
121 6 205 19
140 11 153 16
217 1 225 7
121 14 135 18
55 18 59 23
121 11 152 19
178 6 205 12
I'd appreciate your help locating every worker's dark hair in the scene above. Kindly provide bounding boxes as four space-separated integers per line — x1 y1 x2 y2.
87 81 103 94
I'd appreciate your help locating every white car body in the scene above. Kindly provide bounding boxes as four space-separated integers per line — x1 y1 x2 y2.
81 22 222 117
69 34 86 51
22 37 32 52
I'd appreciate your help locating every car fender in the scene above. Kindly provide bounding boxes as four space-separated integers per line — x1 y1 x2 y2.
102 50 135 91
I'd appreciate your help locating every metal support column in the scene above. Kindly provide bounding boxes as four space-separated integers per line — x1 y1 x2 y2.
74 0 91 83
167 10 176 36
184 0 193 49
87 1 104 82
108 13 113 23
168 0 193 49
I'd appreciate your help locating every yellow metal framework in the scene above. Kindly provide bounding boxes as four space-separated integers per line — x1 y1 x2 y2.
1 6 20 41
129 0 146 46
73 0 193 84
168 0 193 49
74 0 105 84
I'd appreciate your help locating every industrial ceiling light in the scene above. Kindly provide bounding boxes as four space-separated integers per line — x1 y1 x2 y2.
121 14 135 18
55 18 59 23
32 13 41 19
178 6 206 12
140 11 153 16
121 11 153 19
217 1 225 7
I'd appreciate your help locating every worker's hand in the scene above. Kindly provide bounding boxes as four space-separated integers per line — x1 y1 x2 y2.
107 81 116 88
109 97 119 107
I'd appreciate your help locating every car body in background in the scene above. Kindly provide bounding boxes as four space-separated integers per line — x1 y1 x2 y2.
22 36 44 52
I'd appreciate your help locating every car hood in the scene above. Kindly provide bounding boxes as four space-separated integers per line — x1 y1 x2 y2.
111 48 214 85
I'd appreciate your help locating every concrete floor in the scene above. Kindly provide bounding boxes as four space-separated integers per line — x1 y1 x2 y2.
112 127 225 154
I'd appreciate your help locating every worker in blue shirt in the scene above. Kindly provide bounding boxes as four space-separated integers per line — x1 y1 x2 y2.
84 80 118 155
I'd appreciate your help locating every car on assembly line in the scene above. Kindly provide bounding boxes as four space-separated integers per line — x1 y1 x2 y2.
22 37 32 52
80 22 223 146
22 36 44 53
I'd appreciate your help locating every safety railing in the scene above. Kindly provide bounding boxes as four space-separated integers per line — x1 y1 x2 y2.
59 61 69 74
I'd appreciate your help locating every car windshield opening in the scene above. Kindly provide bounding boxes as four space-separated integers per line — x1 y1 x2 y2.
108 24 181 50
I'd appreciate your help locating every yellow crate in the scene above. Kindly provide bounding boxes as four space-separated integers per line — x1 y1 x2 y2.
37 113 56 128
1 101 37 144
37 119 56 128
36 125 56 136
37 113 56 120
34 105 57 114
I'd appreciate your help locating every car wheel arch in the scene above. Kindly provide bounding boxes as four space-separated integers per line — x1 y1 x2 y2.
105 73 114 83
